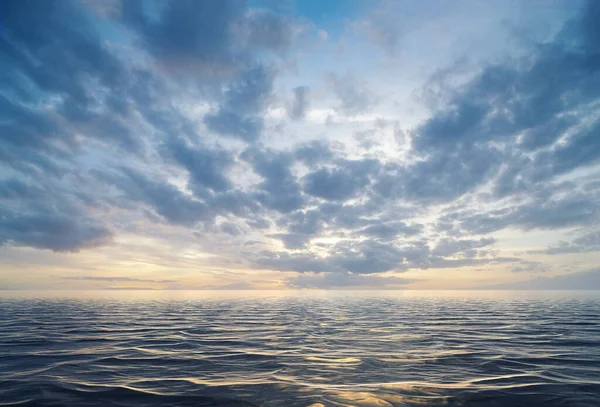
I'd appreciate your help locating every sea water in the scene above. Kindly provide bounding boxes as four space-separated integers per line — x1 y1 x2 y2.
1 290 599 406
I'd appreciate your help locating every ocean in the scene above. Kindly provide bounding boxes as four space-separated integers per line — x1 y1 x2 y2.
1 290 599 406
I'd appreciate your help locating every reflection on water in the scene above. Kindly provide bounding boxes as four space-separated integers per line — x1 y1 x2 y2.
1 290 600 406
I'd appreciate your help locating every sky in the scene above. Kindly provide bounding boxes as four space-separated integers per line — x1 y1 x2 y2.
0 0 599 290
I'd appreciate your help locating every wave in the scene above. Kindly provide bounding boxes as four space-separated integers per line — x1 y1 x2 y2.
1 291 600 406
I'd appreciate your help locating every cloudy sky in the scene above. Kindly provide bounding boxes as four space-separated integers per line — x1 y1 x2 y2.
1 0 599 290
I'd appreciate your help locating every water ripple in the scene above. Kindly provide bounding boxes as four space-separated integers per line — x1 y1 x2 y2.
1 290 599 406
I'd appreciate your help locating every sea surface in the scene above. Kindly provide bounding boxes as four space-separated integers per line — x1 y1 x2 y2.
1 290 599 407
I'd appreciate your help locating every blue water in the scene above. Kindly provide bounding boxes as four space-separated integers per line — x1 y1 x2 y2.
1 290 599 406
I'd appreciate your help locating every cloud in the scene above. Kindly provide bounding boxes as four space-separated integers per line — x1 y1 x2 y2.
287 86 310 120
330 240 415 274
0 178 46 201
528 230 600 255
574 230 600 246
481 268 600 290
243 240 263 246
0 176 115 253
286 272 417 289
294 140 336 166
255 252 332 273
0 0 137 173
511 261 548 273
122 0 245 74
243 8 295 53
328 73 377 115
407 2 600 204
373 144 504 204
241 147 306 212
352 2 403 56
356 222 422 241
161 138 233 194
267 208 327 249
204 65 275 142
254 238 516 275
220 222 242 236
303 159 380 201
59 276 177 283
0 213 113 252
123 0 294 76
431 238 496 257
443 191 599 235
0 0 297 255
200 282 253 290
2 0 600 289
105 286 157 290
97 167 211 226
268 232 309 250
